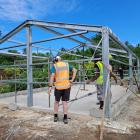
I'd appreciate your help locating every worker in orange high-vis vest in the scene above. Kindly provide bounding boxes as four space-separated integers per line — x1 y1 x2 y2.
48 56 77 124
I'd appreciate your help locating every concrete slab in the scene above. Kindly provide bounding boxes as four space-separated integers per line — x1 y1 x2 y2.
0 84 132 118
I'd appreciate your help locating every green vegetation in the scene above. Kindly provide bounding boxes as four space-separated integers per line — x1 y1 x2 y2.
0 35 139 94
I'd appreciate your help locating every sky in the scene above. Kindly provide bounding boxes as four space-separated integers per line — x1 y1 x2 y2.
0 0 140 51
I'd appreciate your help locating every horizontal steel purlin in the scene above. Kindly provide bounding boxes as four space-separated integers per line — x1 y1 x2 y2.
31 58 101 66
37 26 84 44
112 59 130 66
8 39 89 59
0 58 101 68
110 52 136 59
0 44 25 50
31 30 88 44
0 64 27 68
60 44 83 57
1 31 87 50
0 51 49 59
0 80 27 84
109 30 137 58
33 45 90 58
85 43 127 54
66 28 92 43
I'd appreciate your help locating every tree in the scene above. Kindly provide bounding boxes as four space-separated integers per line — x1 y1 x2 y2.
23 48 27 54
134 43 140 58
8 50 18 53
125 41 134 51
91 33 102 45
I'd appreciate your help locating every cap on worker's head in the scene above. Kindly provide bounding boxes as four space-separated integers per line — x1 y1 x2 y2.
108 54 113 60
54 56 61 63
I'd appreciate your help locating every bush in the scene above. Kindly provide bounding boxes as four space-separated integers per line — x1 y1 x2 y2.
0 84 11 94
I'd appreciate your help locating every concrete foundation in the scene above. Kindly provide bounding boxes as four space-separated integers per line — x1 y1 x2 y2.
0 84 132 118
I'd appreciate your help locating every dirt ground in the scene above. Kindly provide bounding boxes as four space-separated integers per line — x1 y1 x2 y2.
0 94 140 140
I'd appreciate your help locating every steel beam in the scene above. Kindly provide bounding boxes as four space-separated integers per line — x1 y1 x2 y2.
109 30 137 58
0 44 25 50
110 52 136 59
65 44 83 52
8 39 129 60
0 64 27 68
1 31 87 50
29 20 102 32
0 21 27 44
8 39 88 58
30 58 101 66
26 25 33 107
0 51 49 59
112 59 129 66
0 80 27 84
60 44 83 57
33 45 90 59
102 27 111 118
38 26 84 44
31 30 88 44
99 52 130 59
85 44 130 60
85 44 127 54
67 29 92 43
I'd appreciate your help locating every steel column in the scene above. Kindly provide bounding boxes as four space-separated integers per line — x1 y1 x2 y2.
26 25 33 107
102 27 111 118
129 53 133 85
14 60 17 104
83 45 85 90
137 58 140 82
78 63 81 82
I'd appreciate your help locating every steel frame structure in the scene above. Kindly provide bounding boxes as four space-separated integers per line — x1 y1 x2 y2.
0 20 140 118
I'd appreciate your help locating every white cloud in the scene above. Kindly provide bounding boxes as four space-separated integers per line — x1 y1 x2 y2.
0 0 79 22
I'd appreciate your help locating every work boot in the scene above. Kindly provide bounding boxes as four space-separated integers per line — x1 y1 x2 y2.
63 114 68 124
54 114 58 122
99 101 104 110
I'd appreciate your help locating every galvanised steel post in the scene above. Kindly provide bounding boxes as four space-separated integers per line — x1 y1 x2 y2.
138 58 140 82
14 59 17 104
129 53 133 86
83 45 85 90
78 63 81 82
26 25 33 107
102 27 111 118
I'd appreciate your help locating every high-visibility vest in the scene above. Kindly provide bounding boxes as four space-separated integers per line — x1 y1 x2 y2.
96 61 103 85
109 65 112 72
54 61 70 90
95 61 112 85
